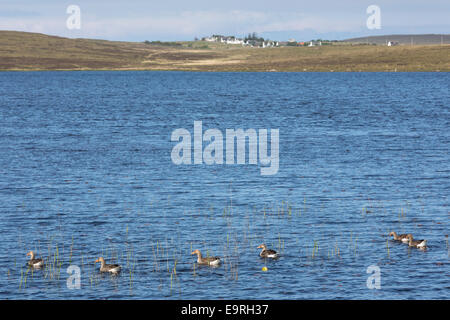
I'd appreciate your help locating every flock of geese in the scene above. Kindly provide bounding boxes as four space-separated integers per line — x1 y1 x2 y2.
26 243 279 275
26 233 427 275
389 231 427 249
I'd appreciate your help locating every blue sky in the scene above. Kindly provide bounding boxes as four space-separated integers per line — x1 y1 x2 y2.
0 1 449 41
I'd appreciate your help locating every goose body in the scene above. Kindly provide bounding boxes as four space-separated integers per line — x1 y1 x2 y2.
191 250 221 266
95 257 121 274
389 231 410 243
406 235 427 248
257 244 278 259
27 251 44 268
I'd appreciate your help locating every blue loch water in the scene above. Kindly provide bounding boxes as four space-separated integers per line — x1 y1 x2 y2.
0 71 448 299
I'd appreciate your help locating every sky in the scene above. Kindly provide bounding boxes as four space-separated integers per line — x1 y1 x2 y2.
0 1 449 41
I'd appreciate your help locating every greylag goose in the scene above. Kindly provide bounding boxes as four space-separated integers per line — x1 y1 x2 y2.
191 249 221 266
27 251 44 268
257 244 278 258
389 231 409 243
406 234 427 249
95 257 121 274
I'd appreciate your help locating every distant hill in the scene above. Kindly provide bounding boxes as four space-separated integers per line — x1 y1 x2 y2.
343 34 449 45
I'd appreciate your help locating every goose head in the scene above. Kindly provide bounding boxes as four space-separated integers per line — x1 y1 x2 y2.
257 244 267 250
94 257 105 264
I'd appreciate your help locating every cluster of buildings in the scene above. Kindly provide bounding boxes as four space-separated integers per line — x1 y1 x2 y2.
203 35 244 44
245 39 279 48
200 35 409 48
201 35 327 48
201 35 278 48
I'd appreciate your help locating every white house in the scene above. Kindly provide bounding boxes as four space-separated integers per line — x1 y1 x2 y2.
226 37 244 45
308 41 322 47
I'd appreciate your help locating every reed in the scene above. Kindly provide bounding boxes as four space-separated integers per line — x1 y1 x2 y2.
312 240 319 259
278 234 282 252
129 266 133 289
18 268 24 290
386 239 390 258
23 268 29 289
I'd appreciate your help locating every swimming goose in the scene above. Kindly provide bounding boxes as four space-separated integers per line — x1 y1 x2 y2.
406 234 427 249
191 249 221 266
95 257 121 274
389 231 410 243
257 244 278 258
27 251 44 268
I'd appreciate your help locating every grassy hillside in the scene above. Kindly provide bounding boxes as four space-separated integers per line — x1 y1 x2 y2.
343 34 450 45
1 31 449 71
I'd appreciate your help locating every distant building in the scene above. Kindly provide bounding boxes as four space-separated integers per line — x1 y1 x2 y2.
308 41 322 47
387 41 398 46
263 40 278 48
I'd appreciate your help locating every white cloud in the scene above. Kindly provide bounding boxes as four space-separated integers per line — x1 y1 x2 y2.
0 10 361 39
1 8 448 41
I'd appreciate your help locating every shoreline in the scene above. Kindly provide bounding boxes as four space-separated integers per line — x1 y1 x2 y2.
1 69 447 72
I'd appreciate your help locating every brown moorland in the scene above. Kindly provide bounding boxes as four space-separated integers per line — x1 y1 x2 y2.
1 31 449 72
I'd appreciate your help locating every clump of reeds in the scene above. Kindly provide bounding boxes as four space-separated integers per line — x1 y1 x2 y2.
335 240 340 257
